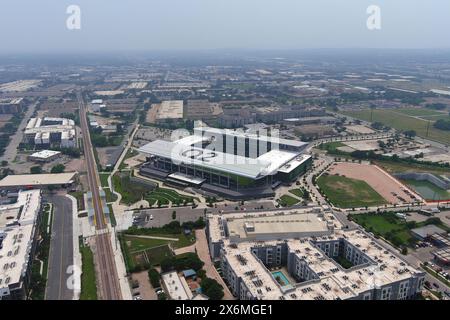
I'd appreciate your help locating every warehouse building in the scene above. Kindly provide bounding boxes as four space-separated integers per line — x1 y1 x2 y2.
0 190 42 300
138 126 311 199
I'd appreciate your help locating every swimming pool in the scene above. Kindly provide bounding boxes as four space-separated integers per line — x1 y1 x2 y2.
272 271 290 286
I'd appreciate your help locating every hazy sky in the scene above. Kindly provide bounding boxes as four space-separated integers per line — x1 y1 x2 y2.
0 0 449 53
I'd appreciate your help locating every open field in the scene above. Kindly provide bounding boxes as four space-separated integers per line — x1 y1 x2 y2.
374 159 450 176
350 212 450 248
349 212 414 247
317 174 387 208
341 109 450 145
327 162 421 205
394 108 444 117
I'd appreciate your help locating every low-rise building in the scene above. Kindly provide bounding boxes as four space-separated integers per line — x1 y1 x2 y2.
27 150 62 163
161 271 193 300
25 117 76 148
0 172 78 191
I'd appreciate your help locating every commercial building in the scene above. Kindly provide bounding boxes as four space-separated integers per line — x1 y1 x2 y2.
0 98 24 114
27 150 62 163
0 172 78 190
25 117 77 148
138 126 311 199
0 190 42 300
206 208 425 300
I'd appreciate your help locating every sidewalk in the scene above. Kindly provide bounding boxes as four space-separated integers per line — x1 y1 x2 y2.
66 194 81 300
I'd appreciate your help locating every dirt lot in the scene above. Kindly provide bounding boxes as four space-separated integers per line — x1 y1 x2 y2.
346 125 375 134
327 162 422 205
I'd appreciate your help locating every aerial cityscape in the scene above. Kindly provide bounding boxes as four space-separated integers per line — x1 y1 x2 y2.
0 0 449 310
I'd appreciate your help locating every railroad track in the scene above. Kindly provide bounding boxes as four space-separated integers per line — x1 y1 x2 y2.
77 92 122 300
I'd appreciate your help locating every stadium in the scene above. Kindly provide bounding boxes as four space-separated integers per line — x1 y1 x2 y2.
138 127 312 199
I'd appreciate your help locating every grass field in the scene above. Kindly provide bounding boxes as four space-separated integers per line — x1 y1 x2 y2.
341 109 450 145
121 232 193 271
318 141 345 152
145 188 195 207
278 194 300 207
350 212 414 247
374 159 450 176
112 173 151 205
80 244 97 300
99 173 110 188
317 174 388 208
289 188 304 198
394 108 444 117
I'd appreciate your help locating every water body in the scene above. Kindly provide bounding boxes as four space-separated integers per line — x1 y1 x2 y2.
402 179 450 200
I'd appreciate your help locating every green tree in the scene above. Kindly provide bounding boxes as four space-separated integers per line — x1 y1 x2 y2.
51 164 65 173
30 166 42 174
148 268 160 288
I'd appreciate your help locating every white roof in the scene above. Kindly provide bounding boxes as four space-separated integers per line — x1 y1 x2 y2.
0 190 41 290
161 271 193 300
29 150 61 159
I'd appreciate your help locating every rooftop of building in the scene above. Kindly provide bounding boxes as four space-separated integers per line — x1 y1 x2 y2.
411 225 447 239
138 127 308 179
0 172 77 188
194 127 308 149
208 209 424 300
0 190 41 290
161 271 193 300
29 150 61 159
226 212 331 241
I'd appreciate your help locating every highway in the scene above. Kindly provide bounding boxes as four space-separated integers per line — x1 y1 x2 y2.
77 92 122 300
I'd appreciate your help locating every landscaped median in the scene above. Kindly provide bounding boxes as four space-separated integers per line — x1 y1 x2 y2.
79 237 97 300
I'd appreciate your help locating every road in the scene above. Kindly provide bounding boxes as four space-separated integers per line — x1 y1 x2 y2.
0 101 38 163
77 92 122 300
45 194 74 300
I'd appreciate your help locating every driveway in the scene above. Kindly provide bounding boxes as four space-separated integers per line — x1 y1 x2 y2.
194 229 234 300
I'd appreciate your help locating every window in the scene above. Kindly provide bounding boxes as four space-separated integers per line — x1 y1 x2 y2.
363 292 371 300
381 287 392 300
398 281 409 300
